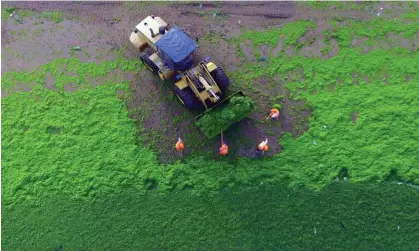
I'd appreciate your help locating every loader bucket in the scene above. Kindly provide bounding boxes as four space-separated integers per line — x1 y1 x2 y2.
195 91 255 139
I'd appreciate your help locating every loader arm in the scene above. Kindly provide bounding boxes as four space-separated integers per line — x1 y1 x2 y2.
182 62 223 109
198 75 220 102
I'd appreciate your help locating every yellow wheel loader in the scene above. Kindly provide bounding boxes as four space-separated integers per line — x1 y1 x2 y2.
130 15 254 138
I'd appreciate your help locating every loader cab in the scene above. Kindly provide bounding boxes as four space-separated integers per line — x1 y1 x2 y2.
155 26 197 72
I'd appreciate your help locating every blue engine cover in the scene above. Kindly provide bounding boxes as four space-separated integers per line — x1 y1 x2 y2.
155 26 197 71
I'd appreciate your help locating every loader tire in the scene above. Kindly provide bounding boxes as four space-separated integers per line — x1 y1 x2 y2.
174 86 204 110
140 51 159 75
210 67 230 96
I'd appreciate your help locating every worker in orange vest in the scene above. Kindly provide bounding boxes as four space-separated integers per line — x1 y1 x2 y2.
219 132 228 156
175 137 184 157
257 138 269 155
219 143 229 156
266 108 280 121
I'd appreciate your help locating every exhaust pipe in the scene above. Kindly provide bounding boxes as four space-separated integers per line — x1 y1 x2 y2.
149 28 156 38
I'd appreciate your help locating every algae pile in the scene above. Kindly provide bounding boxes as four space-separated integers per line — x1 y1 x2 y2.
196 96 255 138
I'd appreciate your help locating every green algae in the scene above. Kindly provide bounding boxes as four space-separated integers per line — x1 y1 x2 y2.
237 20 315 48
2 14 419 207
332 18 419 47
3 182 419 250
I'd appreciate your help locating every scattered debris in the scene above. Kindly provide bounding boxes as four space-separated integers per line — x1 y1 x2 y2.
396 181 419 189
376 8 383 17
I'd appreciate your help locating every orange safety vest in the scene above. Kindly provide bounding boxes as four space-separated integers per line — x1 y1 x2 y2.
219 144 229 156
258 141 269 151
175 140 184 151
269 108 280 118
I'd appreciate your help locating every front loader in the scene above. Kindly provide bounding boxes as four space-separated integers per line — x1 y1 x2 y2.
130 15 254 138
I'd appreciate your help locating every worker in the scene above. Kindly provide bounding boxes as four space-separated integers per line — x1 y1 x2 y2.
257 138 269 154
219 143 229 156
219 131 228 156
266 108 280 121
175 137 184 156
